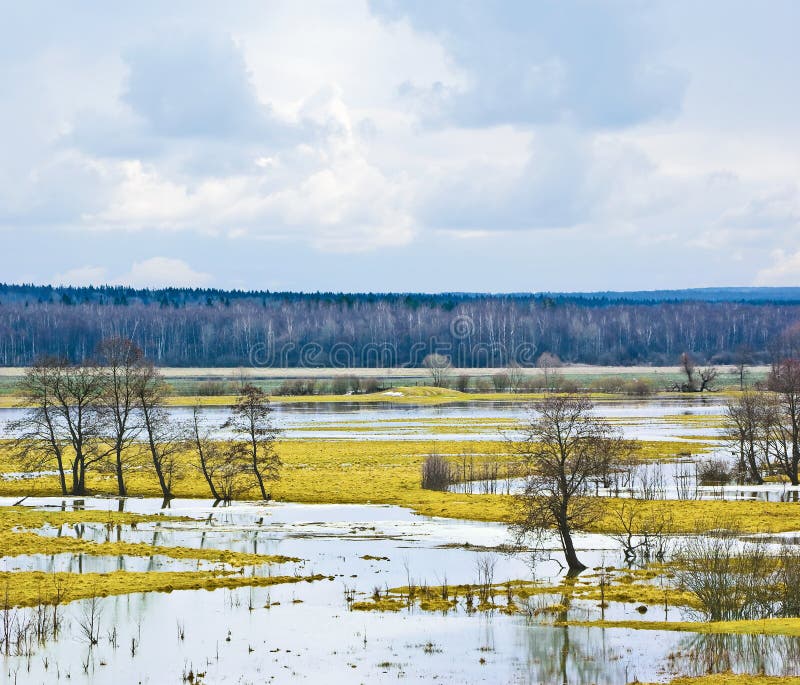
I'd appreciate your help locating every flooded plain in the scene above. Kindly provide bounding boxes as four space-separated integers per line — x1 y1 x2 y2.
2 397 800 684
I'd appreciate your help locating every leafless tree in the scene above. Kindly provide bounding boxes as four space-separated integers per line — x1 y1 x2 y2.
512 394 638 572
698 366 719 392
723 390 770 483
186 406 252 501
9 358 70 494
135 363 183 500
507 361 525 393
187 406 221 501
12 358 109 494
96 337 146 496
679 352 697 391
536 352 562 392
735 345 753 390
224 384 281 500
608 499 673 562
766 359 800 485
423 353 451 388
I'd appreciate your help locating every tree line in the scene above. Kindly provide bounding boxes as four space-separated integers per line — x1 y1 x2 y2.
0 284 799 366
9 338 280 500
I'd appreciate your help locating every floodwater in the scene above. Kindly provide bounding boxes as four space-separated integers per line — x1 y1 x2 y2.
2 397 799 683
0 395 727 442
4 498 800 684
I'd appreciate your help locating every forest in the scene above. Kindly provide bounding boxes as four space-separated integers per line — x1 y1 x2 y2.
0 283 799 367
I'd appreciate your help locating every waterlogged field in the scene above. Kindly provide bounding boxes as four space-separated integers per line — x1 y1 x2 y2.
2 395 800 684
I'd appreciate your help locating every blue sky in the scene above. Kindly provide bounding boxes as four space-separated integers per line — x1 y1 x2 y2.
1 1 799 292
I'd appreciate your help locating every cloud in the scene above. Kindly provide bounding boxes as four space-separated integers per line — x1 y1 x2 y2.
121 32 294 142
371 0 687 129
53 258 211 288
83 87 416 252
2 1 800 291
53 265 109 287
121 257 212 288
755 250 800 287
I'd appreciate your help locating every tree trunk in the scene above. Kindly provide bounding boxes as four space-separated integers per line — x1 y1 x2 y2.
151 454 171 500
252 448 267 500
559 524 586 571
71 457 86 495
746 446 763 485
55 453 67 496
195 441 220 500
114 445 127 497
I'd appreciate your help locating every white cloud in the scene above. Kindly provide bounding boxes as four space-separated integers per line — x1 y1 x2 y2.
3 1 800 289
53 265 110 287
120 257 212 288
53 258 211 288
755 250 800 287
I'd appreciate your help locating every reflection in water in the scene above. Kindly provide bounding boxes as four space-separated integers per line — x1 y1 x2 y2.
671 633 800 677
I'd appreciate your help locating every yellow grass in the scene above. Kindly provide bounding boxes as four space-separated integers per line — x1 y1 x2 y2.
0 569 328 608
2 437 798 534
637 676 800 685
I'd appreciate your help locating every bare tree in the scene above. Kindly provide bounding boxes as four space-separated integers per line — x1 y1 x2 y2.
536 352 562 392
679 352 697 392
135 364 183 500
513 395 637 572
608 498 673 562
698 366 719 392
96 338 145 496
767 359 800 485
735 345 754 390
507 361 525 394
186 406 251 501
723 390 770 484
423 353 451 388
9 358 71 494
187 406 221 501
224 384 281 500
12 359 109 494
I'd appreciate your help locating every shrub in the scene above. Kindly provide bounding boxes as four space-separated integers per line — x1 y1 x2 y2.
274 379 318 396
589 376 626 393
421 453 454 491
492 373 509 392
475 378 493 393
196 380 230 396
455 375 471 392
676 535 774 621
622 378 653 397
331 376 350 395
697 459 732 485
556 378 580 393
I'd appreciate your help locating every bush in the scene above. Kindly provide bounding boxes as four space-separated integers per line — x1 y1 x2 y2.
274 379 318 396
455 375 471 392
676 535 774 621
196 380 230 396
589 376 626 393
331 376 350 395
556 378 580 393
492 373 509 392
622 378 653 397
697 459 733 486
519 374 545 392
778 547 800 617
475 378 493 393
421 453 453 491
362 378 380 394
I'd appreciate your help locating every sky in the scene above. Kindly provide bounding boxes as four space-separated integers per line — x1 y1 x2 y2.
1 0 799 293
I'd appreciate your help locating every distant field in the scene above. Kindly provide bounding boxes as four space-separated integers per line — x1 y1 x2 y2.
0 364 771 378
0 364 768 398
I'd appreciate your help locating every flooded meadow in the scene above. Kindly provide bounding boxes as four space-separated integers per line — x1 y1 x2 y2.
1 396 800 684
